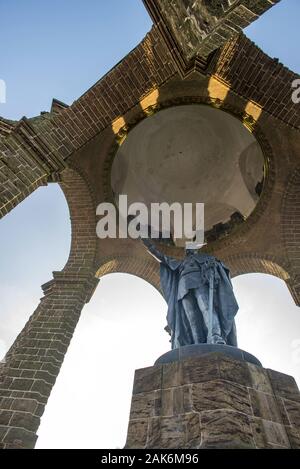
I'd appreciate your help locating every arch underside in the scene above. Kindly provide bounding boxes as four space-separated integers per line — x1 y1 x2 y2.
95 251 300 306
96 255 162 295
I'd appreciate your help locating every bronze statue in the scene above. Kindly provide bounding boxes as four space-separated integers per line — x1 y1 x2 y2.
142 238 238 349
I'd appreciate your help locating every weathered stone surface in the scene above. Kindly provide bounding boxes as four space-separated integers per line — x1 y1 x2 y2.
30 379 52 397
267 369 300 403
173 386 187 415
126 354 300 449
161 385 191 417
11 398 38 414
285 426 300 449
247 362 273 394
147 416 161 448
130 390 161 420
249 389 282 423
143 0 280 63
0 397 14 411
250 418 290 448
9 412 40 433
148 413 201 449
133 365 162 395
276 397 291 426
0 411 12 426
156 415 187 449
3 427 38 449
219 355 251 386
281 398 300 427
125 419 148 449
185 413 202 448
0 427 8 440
162 361 183 389
200 410 255 449
191 380 251 414
161 388 174 417
181 354 219 384
9 378 33 392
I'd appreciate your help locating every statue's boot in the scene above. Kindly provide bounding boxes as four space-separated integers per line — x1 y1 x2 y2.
211 334 226 345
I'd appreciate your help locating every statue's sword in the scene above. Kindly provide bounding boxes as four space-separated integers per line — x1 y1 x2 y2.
208 266 214 344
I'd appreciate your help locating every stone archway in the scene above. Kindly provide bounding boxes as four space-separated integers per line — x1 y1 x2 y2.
281 168 300 306
0 167 99 449
96 255 161 294
221 252 300 307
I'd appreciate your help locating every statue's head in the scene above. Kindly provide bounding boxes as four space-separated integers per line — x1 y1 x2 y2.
185 242 207 257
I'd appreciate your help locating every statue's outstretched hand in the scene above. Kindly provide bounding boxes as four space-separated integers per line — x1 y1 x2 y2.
140 235 164 263
141 237 152 248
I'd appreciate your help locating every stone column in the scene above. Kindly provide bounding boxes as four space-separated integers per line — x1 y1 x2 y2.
125 352 300 449
0 271 98 449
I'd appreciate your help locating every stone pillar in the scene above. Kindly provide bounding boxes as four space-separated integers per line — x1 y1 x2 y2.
0 271 98 449
125 352 300 449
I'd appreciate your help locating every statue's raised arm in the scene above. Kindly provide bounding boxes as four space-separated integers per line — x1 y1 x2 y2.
141 237 166 263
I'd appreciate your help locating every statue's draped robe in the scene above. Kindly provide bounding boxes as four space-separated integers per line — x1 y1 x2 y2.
157 253 238 349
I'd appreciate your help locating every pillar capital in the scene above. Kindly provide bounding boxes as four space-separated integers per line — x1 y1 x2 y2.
41 271 99 303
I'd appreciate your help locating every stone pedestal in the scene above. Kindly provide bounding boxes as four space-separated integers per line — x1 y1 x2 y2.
125 349 300 449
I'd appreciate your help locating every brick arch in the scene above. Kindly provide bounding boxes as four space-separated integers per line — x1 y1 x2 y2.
222 252 300 306
0 166 100 449
281 167 300 306
282 168 300 271
58 166 98 277
96 255 161 294
222 253 290 281
95 250 299 307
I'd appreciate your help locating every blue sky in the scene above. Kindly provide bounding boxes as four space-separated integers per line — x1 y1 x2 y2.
1 0 299 121
0 0 151 120
0 0 300 449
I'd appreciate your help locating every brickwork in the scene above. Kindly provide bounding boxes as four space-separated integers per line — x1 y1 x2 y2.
209 33 300 129
0 117 67 218
0 168 98 448
89 76 300 305
59 167 98 276
143 0 281 71
0 277 95 448
126 353 300 449
0 27 176 220
281 167 300 304
96 255 161 295
1 25 300 221
282 168 300 271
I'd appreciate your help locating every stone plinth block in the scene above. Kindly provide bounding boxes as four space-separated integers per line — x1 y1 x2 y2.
125 351 300 449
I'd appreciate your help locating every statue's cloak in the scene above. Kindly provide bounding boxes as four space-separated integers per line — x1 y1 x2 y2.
159 254 238 349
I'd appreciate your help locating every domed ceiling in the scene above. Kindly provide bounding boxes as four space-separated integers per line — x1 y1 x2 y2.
111 104 264 245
